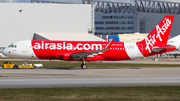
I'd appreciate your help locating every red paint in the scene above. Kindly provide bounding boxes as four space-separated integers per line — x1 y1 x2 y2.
137 16 174 56
30 16 175 61
31 40 131 61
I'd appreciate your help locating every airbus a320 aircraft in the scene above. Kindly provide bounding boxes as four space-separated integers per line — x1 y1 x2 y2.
2 16 176 69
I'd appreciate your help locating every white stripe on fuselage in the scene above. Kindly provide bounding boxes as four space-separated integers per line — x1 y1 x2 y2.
124 42 144 59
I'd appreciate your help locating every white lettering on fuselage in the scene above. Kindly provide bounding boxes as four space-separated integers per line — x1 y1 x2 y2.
145 18 171 53
34 42 102 51
125 45 134 50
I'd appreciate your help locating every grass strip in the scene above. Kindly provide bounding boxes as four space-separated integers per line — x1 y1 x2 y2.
0 61 179 68
0 86 180 101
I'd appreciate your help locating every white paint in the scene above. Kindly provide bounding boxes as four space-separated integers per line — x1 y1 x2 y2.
124 42 144 59
34 64 43 67
0 3 91 47
34 32 104 41
167 34 180 49
2 40 38 59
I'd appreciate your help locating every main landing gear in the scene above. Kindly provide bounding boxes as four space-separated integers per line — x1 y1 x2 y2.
81 64 87 69
81 57 87 69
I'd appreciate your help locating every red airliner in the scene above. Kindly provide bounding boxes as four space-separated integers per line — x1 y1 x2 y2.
2 16 176 69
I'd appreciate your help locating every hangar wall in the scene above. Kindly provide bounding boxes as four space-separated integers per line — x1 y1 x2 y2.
136 13 180 38
0 3 91 47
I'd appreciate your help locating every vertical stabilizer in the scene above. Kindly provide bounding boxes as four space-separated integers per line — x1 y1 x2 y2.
137 16 174 55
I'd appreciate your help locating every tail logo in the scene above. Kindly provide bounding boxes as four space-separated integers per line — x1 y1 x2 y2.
145 17 172 53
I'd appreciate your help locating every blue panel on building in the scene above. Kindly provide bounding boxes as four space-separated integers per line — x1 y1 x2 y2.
108 35 119 42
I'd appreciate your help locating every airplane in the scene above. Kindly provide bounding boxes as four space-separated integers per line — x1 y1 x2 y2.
2 15 176 69
167 34 180 50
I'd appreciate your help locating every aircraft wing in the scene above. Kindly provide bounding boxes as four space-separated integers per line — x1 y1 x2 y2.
152 44 175 52
71 39 114 60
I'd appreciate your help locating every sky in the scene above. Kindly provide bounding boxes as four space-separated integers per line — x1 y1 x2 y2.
0 0 180 3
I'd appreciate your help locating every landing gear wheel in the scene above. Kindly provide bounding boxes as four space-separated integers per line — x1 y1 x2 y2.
81 64 87 69
33 66 37 69
14 65 18 69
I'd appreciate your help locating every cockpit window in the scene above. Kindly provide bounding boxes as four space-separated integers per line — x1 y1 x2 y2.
8 44 13 47
8 44 17 48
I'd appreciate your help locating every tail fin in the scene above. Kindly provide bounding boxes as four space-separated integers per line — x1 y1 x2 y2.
137 15 174 54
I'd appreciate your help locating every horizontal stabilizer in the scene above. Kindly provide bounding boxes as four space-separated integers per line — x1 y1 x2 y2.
152 44 175 52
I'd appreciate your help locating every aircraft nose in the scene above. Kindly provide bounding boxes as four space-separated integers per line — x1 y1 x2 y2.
2 48 5 55
2 48 9 56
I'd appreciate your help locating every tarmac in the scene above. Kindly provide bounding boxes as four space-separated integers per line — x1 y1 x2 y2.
0 67 180 88
0 57 180 88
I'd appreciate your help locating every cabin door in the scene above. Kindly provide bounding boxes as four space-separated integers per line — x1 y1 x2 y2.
22 41 28 52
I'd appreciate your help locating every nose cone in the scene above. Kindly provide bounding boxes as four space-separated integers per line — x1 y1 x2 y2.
2 48 10 56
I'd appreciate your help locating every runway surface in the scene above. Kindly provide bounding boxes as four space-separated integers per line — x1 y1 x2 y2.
0 67 180 88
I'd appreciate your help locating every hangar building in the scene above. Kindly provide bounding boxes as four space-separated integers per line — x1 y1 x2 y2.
83 0 180 39
0 3 94 49
1 0 180 48
34 0 180 40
